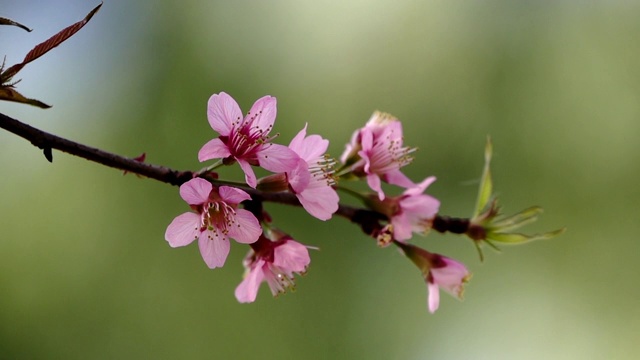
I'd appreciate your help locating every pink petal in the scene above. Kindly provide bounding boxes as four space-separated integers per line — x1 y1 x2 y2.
384 170 415 189
428 282 440 314
286 159 311 194
297 186 339 221
235 260 266 303
400 195 440 220
391 213 413 241
198 138 231 162
263 270 285 296
358 149 372 174
404 176 436 196
297 134 329 162
300 134 329 161
179 178 212 205
340 129 361 164
273 241 310 272
288 124 308 153
246 96 277 133
360 128 374 154
237 159 257 188
366 173 385 200
384 120 404 142
207 92 242 136
432 259 468 298
219 186 252 205
258 144 301 173
288 124 329 162
165 212 200 247
227 209 261 244
198 232 230 269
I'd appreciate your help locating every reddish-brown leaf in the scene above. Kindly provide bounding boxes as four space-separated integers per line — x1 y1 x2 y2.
3 2 103 80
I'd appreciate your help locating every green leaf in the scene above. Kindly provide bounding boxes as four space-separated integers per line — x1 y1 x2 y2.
473 136 493 218
490 228 566 244
489 233 531 244
491 206 543 232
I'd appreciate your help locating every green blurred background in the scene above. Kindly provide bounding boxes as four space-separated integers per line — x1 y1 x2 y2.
1 1 638 359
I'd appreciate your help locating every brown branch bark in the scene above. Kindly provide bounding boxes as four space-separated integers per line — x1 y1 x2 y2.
0 112 193 185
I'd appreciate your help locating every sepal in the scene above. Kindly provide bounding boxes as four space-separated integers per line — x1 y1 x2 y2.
468 138 565 260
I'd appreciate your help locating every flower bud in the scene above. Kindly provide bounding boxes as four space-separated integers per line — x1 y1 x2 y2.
395 241 471 313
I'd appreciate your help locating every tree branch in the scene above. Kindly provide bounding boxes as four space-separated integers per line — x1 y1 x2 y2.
0 112 194 184
0 112 467 237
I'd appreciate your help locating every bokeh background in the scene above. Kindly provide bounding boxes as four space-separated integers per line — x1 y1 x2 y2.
1 1 638 359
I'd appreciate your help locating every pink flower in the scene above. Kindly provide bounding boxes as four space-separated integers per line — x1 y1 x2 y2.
396 241 471 313
287 124 339 220
340 111 416 200
369 176 440 242
198 92 300 188
256 124 339 220
165 178 262 269
235 231 311 303
427 256 470 313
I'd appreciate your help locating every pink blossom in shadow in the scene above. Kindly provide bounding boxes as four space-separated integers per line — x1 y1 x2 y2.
396 241 471 313
340 111 416 200
427 256 470 313
367 176 440 242
235 230 311 303
393 177 440 241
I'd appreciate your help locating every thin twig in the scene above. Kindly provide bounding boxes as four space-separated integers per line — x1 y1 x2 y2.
0 112 192 185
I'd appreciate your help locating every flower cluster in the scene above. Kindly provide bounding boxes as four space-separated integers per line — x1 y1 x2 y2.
164 92 562 312
0 7 563 314
167 92 336 301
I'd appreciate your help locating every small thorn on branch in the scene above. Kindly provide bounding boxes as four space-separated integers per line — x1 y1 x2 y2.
123 152 146 176
43 146 53 162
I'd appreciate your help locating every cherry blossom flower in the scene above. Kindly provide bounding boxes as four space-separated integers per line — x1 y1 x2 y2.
287 124 339 220
165 178 262 269
368 176 440 242
427 256 471 313
198 92 300 188
340 111 416 200
256 124 339 220
396 241 471 313
235 230 311 303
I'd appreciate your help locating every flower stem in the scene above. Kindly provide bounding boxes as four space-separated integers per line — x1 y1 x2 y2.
431 215 470 235
212 179 252 189
195 159 225 175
